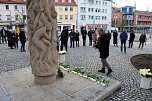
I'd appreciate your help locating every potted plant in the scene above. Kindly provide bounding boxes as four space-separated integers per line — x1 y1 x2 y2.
139 69 152 89
58 50 67 62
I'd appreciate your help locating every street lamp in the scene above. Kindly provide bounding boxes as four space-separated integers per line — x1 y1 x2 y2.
114 16 117 29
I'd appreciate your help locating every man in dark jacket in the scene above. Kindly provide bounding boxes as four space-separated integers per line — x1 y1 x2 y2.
19 28 26 52
120 29 128 53
1 27 7 43
88 29 93 46
69 29 75 48
60 26 68 51
138 33 146 48
81 27 87 46
97 28 112 76
128 30 135 48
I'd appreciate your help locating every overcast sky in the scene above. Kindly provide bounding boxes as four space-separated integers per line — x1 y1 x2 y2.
113 0 152 11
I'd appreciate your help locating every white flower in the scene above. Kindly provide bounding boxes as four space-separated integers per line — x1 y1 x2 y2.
58 50 67 55
139 69 152 77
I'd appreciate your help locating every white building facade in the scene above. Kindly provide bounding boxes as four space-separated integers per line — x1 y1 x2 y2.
0 1 26 29
77 0 112 32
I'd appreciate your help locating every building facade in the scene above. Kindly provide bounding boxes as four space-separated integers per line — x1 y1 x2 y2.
55 0 77 33
77 0 112 32
112 6 152 32
0 0 26 29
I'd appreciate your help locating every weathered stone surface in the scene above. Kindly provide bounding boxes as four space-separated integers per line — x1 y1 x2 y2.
26 0 58 84
0 68 121 101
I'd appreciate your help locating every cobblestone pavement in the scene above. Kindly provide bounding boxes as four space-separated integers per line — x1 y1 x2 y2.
0 43 30 73
65 35 152 101
0 33 152 101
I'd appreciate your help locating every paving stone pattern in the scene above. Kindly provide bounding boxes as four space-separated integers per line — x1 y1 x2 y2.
0 33 152 101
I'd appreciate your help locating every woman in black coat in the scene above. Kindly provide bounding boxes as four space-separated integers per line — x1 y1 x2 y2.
19 29 26 52
128 30 135 48
97 28 112 76
113 30 118 46
138 33 146 49
75 30 79 47
7 30 15 49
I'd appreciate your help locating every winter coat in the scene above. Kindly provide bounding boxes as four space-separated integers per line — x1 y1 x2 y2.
60 29 68 42
113 32 118 44
19 31 26 44
139 34 146 43
81 30 87 39
75 32 79 41
97 34 110 59
92 32 97 42
129 32 135 42
120 32 128 41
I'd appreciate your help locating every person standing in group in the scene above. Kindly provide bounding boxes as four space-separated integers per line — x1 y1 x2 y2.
97 28 112 76
0 27 7 43
107 30 111 45
56 30 60 51
81 27 87 46
19 28 26 52
113 30 118 46
138 33 146 49
69 29 75 48
7 29 15 49
88 29 93 46
60 26 69 51
120 29 128 53
14 30 18 49
128 30 135 48
75 30 79 47
92 30 97 47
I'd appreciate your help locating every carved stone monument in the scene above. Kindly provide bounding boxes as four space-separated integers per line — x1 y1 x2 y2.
26 0 58 85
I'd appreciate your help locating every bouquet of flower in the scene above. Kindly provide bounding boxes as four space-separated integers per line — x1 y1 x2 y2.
58 50 67 55
139 69 152 78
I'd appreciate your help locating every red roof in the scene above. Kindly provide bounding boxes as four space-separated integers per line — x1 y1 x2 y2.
0 0 25 4
55 0 77 6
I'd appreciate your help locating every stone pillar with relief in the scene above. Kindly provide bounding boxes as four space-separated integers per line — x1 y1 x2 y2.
26 0 58 85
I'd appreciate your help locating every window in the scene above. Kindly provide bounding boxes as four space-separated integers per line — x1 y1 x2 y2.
88 0 94 4
88 8 91 12
99 1 101 5
70 7 73 11
15 15 19 20
65 15 68 20
59 7 62 11
65 7 68 11
88 15 94 20
91 8 94 12
102 9 104 13
105 2 107 6
14 5 18 10
98 9 101 12
95 16 98 20
105 16 107 20
80 15 85 20
6 15 11 20
59 15 63 20
5 5 9 10
23 15 26 20
95 8 98 12
57 26 61 32
80 7 86 12
62 0 65 2
105 9 107 13
96 1 98 5
0 15 2 20
91 16 94 20
70 15 73 20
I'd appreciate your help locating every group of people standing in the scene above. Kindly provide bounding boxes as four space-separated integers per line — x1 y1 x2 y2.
111 29 147 53
0 27 26 52
59 26 98 52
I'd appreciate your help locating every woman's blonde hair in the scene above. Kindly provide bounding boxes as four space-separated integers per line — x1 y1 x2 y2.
98 28 105 35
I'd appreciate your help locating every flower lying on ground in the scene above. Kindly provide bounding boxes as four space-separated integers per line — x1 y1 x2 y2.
58 50 67 55
139 69 152 78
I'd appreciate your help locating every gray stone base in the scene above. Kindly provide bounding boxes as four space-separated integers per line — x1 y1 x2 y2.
0 68 121 101
34 74 56 85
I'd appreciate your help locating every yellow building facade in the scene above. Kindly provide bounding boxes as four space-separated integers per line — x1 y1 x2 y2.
55 0 77 33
